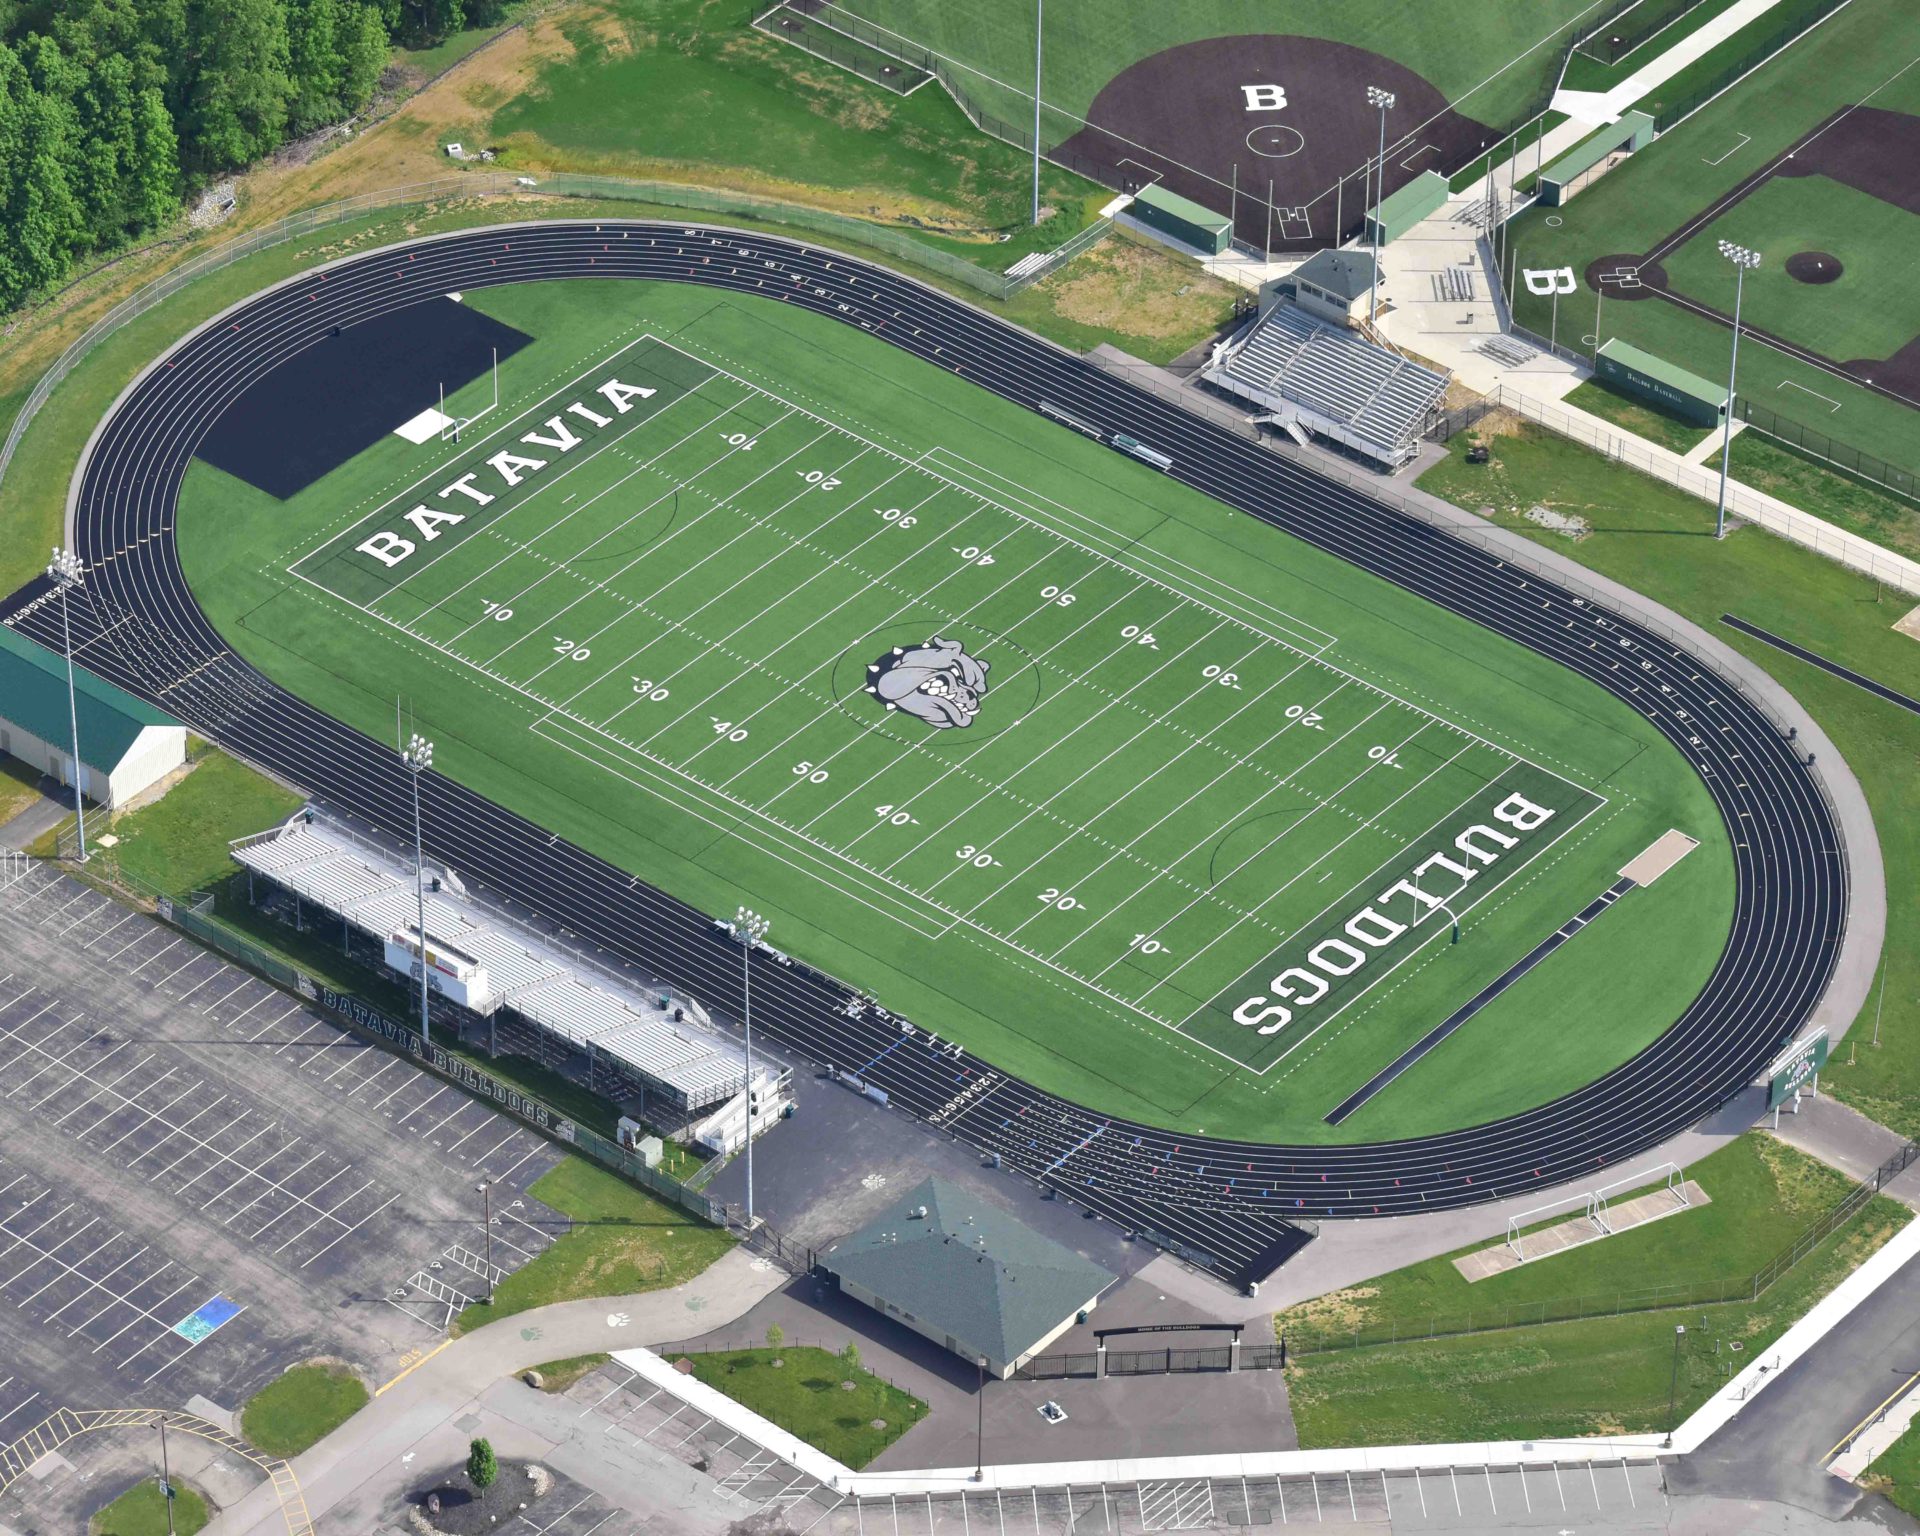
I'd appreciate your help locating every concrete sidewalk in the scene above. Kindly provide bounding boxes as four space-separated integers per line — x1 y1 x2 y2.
1553 0 1792 126
201 1247 785 1536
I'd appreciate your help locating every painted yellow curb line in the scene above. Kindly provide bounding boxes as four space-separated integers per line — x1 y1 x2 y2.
376 1338 453 1398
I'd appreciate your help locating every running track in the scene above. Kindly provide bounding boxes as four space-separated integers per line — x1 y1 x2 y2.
0 222 1849 1287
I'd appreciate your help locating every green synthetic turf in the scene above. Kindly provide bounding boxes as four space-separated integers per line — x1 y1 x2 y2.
177 278 1730 1143
814 0 1596 138
1660 177 1920 364
1507 0 1920 482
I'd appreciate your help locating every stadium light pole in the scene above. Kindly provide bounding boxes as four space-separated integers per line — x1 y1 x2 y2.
1030 0 1044 226
46 547 89 863
156 1416 177 1536
1664 1323 1687 1447
1714 241 1761 540
974 1355 988 1481
733 906 770 1228
402 734 434 1047
1364 88 1395 330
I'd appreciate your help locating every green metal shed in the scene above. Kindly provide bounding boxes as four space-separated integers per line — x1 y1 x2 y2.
1594 338 1729 426
1129 183 1233 256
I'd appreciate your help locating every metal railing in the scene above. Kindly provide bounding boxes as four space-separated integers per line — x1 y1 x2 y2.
1283 1138 1919 1355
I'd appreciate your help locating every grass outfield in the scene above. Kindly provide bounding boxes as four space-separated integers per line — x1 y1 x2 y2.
812 0 1596 140
1659 176 1920 363
177 277 1728 1143
1507 0 1920 479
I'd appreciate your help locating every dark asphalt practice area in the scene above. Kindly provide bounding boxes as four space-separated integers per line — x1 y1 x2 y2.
193 293 531 498
0 220 1848 1296
0 866 564 1531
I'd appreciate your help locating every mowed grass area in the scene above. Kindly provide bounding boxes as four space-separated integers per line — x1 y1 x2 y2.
0 754 44 825
1282 1134 1911 1445
1565 379 1711 455
1661 176 1920 363
239 1362 369 1458
1508 0 1920 481
104 748 303 897
681 1347 928 1468
1727 431 1920 558
1867 1420 1920 1519
1419 418 1920 1138
482 0 1103 271
450 1157 731 1336
178 276 1729 1142
90 1480 210 1536
819 0 1594 134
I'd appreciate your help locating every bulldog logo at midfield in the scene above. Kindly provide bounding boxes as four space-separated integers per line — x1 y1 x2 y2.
866 636 989 729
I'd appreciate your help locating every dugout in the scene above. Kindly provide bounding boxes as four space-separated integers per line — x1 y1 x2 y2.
1365 171 1448 248
1128 183 1233 256
1594 338 1728 427
1538 112 1655 206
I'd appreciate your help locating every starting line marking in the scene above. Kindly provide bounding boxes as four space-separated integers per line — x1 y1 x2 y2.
1702 132 1751 165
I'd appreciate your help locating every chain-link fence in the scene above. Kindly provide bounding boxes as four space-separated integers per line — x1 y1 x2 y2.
1574 0 1710 65
1736 399 1920 505
1652 0 1854 130
1433 375 1920 599
1284 1138 1920 1356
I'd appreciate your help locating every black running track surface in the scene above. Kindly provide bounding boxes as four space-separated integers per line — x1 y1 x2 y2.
0 223 1848 1288
194 295 531 499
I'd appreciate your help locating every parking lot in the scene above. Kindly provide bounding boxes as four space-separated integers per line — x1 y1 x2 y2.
0 863 566 1433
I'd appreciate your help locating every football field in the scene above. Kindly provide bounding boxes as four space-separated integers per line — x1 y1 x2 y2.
180 279 1730 1139
288 331 1600 1074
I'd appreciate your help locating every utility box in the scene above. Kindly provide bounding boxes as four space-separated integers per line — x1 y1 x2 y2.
1129 184 1233 256
616 1117 664 1167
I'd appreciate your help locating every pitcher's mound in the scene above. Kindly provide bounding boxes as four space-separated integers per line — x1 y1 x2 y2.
1786 250 1843 284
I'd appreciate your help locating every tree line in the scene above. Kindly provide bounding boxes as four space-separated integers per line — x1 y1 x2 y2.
0 0 511 311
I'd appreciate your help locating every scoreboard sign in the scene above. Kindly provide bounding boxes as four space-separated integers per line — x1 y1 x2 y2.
1767 1029 1829 1108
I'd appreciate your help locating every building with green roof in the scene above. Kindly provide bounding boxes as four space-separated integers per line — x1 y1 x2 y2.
821 1177 1117 1379
0 622 186 809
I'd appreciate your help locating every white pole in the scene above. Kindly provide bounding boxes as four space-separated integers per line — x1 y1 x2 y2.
47 548 87 863
734 907 769 1227
1031 0 1044 226
60 573 86 861
1715 245 1760 539
404 734 434 1046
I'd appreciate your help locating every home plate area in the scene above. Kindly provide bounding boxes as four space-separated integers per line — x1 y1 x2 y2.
1053 34 1496 248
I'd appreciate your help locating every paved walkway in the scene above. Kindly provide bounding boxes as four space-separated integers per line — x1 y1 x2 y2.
1769 1094 1920 1204
1553 0 1792 125
201 1247 786 1535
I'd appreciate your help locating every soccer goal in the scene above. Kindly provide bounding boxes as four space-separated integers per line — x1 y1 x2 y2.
1506 1161 1690 1263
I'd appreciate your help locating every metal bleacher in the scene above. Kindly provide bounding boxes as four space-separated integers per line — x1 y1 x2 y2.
1207 301 1449 468
231 816 750 1113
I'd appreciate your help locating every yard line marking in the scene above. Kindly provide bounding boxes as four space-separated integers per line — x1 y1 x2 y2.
391 382 753 636
905 613 1246 890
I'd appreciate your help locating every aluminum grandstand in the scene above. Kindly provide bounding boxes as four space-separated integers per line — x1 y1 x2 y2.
231 814 774 1136
1203 301 1450 469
